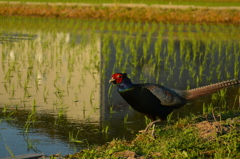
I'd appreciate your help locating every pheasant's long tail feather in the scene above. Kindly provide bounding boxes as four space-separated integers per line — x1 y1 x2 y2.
186 79 239 100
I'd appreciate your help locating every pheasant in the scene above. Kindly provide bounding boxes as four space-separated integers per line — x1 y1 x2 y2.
109 73 239 135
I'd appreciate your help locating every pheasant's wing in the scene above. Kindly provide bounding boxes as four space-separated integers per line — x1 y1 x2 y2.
143 84 186 106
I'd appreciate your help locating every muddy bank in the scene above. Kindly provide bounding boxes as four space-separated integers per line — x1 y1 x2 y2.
0 2 240 24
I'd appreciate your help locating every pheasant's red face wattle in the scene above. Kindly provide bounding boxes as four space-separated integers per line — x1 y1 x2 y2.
109 73 126 84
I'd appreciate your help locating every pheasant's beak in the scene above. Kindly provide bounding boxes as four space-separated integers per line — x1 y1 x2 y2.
109 78 116 83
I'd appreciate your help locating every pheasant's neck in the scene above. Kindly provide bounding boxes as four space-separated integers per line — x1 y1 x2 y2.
118 78 133 92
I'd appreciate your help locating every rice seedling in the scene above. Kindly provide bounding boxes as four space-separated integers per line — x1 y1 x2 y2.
22 133 41 152
123 114 128 123
24 99 37 133
144 116 151 126
4 142 14 157
43 87 49 104
2 104 7 113
101 121 109 133
69 131 83 143
2 110 15 121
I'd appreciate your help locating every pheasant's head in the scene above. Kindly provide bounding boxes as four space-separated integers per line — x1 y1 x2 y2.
109 73 127 84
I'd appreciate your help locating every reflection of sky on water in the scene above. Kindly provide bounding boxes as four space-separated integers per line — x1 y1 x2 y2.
0 121 78 157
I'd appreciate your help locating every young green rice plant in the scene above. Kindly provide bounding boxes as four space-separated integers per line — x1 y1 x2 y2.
109 106 114 115
24 99 37 133
81 101 86 118
2 104 7 113
23 133 40 152
58 103 68 119
92 103 99 112
232 95 239 107
108 84 114 99
14 104 19 111
202 102 207 115
114 38 123 67
3 111 15 121
34 77 40 92
4 68 12 82
101 121 109 134
218 89 227 98
179 65 185 78
206 103 213 115
23 80 31 98
24 116 34 133
206 76 212 83
166 112 174 124
89 88 95 106
167 25 175 57
74 93 79 105
32 98 37 113
154 33 163 63
4 141 14 157
144 116 151 126
54 87 65 100
234 56 239 78
195 76 200 87
43 87 49 104
69 130 83 143
122 53 130 74
109 105 117 119
123 114 129 123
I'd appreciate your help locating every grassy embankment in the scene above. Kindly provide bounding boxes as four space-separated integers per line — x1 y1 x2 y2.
0 0 240 24
2 0 240 7
66 110 240 158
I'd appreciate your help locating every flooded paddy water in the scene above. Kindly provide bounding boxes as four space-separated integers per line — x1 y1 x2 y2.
0 16 239 157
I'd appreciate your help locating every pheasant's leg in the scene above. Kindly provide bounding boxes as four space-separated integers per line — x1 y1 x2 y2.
151 124 156 139
144 119 162 133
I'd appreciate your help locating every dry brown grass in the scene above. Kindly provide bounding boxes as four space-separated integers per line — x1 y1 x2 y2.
0 3 240 24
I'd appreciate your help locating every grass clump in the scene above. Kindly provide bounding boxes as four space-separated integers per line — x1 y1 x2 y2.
67 110 240 158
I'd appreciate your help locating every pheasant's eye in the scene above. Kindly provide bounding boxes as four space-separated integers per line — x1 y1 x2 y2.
114 74 122 79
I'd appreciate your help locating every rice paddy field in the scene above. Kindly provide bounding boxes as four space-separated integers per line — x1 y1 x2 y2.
0 5 239 158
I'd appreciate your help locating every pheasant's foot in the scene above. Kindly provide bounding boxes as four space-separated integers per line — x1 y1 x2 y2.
140 119 161 138
144 119 162 133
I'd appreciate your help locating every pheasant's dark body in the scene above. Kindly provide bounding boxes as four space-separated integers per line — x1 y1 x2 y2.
119 84 186 121
110 73 239 122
